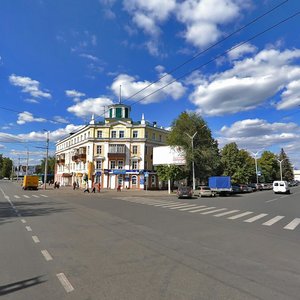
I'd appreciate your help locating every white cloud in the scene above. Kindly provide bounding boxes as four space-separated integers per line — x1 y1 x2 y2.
217 118 300 168
9 74 51 99
111 69 186 104
79 53 99 62
53 116 69 124
227 43 257 60
67 97 113 118
17 111 47 125
65 89 86 103
24 98 40 104
188 48 300 116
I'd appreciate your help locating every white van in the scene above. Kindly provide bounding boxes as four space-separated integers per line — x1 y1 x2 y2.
273 181 290 194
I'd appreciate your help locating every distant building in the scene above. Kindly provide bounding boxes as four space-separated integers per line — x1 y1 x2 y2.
55 103 169 190
294 169 300 181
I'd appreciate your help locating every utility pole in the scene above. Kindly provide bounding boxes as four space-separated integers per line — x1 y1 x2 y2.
277 159 286 181
17 157 20 181
249 149 263 184
185 132 197 191
44 130 49 190
26 147 29 176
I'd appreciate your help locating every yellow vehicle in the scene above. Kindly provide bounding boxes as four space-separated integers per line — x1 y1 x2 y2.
22 175 39 190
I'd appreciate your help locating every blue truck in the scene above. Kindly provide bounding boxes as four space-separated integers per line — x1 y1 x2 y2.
208 176 232 196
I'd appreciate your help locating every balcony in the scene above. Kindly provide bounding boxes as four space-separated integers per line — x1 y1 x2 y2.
72 155 79 161
108 152 126 160
78 153 86 161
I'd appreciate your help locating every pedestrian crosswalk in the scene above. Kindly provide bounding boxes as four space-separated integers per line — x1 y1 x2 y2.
13 194 48 199
114 196 300 232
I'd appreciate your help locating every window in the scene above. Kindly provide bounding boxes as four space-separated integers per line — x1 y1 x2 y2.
145 131 148 138
111 131 116 138
118 160 124 169
109 144 125 153
145 146 148 155
159 135 162 142
96 160 102 169
132 145 138 154
88 131 90 138
133 130 138 138
152 133 155 140
110 161 116 169
116 107 122 118
96 145 102 154
84 133 86 140
132 161 138 169
97 130 102 138
151 175 156 187
119 130 124 138
132 175 137 186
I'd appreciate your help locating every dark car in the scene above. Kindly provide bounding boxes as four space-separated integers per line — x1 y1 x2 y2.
239 184 253 193
231 185 241 194
177 186 193 199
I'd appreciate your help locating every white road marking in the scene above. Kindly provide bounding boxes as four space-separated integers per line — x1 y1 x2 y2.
56 273 74 293
153 202 178 207
21 219 27 224
244 213 268 223
266 198 278 203
160 203 189 208
280 195 290 199
228 211 253 220
262 216 285 226
201 208 227 215
189 207 216 213
284 218 300 230
25 226 32 232
214 210 240 217
23 195 30 198
32 236 40 243
32 195 39 198
179 205 206 211
41 250 53 261
14 195 20 199
40 194 48 197
169 204 197 210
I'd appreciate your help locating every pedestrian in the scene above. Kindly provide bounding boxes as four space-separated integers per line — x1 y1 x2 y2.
117 184 121 192
73 181 76 190
84 187 90 193
76 181 79 189
97 182 101 193
92 182 96 193
54 181 57 189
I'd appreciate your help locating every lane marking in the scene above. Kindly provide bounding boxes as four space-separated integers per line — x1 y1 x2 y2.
14 195 20 199
284 218 300 230
153 202 179 207
189 206 216 213
266 198 278 203
262 216 285 226
169 204 197 210
32 195 39 198
25 226 32 232
179 205 206 211
23 195 30 198
40 194 48 197
244 213 268 223
41 250 53 261
201 208 227 215
214 210 240 217
21 219 27 224
32 236 40 243
160 203 190 208
228 211 253 220
56 273 74 293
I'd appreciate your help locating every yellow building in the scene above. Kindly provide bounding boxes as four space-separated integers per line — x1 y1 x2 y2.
55 103 169 190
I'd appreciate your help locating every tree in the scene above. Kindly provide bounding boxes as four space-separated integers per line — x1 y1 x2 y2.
39 155 56 175
1 157 13 178
221 143 255 184
278 148 294 181
156 165 187 190
167 112 221 184
259 151 279 182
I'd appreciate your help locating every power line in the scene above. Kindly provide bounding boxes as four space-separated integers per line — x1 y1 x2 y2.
120 0 289 105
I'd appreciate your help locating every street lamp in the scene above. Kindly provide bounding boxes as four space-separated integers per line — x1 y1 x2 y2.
249 149 264 184
43 130 50 190
277 159 286 181
185 124 206 191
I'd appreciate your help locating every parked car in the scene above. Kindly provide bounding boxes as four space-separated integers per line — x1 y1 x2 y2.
247 183 257 191
177 186 193 199
196 186 215 197
239 184 253 193
273 181 290 194
231 185 242 194
255 183 263 191
261 183 272 190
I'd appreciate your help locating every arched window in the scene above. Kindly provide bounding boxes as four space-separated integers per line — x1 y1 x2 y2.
132 175 137 187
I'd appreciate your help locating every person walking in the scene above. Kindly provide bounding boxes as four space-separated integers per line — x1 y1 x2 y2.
73 181 76 190
97 182 101 193
92 182 96 193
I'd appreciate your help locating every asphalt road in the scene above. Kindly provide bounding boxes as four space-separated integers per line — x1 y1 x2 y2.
1 180 300 299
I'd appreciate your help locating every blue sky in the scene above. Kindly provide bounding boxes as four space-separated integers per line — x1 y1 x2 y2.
1 0 300 168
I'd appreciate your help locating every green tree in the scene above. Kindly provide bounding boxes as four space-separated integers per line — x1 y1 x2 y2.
167 112 221 183
278 148 294 181
156 165 187 190
39 155 56 175
1 157 13 178
221 143 255 184
259 151 279 182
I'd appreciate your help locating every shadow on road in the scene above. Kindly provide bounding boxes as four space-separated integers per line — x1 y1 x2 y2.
0 275 46 296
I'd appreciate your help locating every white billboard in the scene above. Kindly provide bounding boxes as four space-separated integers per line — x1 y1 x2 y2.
153 146 186 166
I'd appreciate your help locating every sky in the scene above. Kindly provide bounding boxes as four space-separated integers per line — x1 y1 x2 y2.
1 0 300 169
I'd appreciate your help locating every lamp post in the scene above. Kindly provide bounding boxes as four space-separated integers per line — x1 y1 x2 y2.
249 149 263 184
185 125 206 191
277 159 286 181
43 130 50 190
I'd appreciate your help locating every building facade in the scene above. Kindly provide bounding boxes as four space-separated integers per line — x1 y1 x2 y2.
55 103 168 190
